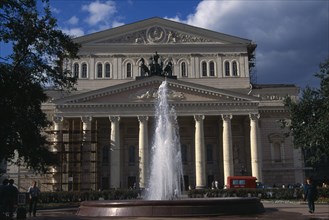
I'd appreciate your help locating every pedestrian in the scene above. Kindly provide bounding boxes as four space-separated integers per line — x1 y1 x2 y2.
303 177 318 213
27 181 40 217
0 179 9 219
5 179 19 219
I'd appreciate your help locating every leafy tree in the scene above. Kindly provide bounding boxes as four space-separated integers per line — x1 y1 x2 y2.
282 58 329 167
0 0 80 174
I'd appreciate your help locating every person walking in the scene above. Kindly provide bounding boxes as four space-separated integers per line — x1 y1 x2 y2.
0 179 9 219
5 179 19 219
303 177 318 213
27 181 40 217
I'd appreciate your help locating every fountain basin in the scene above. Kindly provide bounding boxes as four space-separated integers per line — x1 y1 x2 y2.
76 197 264 217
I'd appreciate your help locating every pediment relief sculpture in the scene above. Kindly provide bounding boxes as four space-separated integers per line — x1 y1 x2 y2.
97 26 213 44
130 88 185 100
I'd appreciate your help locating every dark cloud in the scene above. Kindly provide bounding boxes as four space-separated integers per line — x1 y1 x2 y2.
183 0 329 88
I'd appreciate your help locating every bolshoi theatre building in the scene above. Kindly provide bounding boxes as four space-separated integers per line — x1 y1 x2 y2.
8 17 306 191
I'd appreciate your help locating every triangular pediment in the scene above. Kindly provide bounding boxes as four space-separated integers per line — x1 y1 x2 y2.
53 76 259 105
74 17 252 46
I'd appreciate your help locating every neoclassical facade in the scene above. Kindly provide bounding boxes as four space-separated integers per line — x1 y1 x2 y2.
10 17 305 192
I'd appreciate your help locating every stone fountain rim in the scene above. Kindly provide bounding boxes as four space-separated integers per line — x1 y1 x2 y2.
77 197 265 217
80 197 261 207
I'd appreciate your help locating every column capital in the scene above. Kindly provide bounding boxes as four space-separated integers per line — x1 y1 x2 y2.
53 116 64 132
53 116 63 123
194 115 205 122
137 116 149 123
221 114 233 121
249 113 260 121
81 116 92 124
109 116 120 123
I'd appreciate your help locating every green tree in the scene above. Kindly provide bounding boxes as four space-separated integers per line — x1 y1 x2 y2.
0 0 80 173
282 58 329 167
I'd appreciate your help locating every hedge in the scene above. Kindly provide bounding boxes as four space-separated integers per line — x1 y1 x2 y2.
23 187 329 204
188 187 329 202
37 189 140 204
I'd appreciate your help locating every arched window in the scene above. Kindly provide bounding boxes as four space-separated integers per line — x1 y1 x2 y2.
105 63 111 78
126 63 132 78
201 61 207 76
81 63 87 78
209 61 215 76
73 63 79 78
224 61 230 76
97 63 103 78
232 61 238 76
129 145 135 164
181 62 187 77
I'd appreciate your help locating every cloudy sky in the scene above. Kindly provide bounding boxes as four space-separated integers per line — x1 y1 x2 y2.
2 0 328 89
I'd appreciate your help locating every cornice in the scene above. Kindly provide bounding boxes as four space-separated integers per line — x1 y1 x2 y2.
56 101 258 109
52 100 259 118
55 77 259 104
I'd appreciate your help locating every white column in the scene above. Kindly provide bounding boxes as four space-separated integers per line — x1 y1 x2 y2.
52 116 63 191
53 116 63 151
222 114 233 186
109 116 120 188
249 114 263 182
194 115 206 188
138 116 149 189
82 116 92 141
81 116 93 190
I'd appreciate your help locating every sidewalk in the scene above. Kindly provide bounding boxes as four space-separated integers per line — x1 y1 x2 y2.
29 202 329 220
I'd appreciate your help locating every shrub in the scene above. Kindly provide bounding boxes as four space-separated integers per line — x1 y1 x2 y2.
188 187 329 201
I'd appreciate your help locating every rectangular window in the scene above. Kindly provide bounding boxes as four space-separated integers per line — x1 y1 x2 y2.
127 63 132 78
129 145 135 164
73 63 79 78
105 64 111 77
181 62 187 77
209 62 215 76
202 62 207 76
232 61 238 76
97 63 103 78
225 61 230 76
81 63 87 78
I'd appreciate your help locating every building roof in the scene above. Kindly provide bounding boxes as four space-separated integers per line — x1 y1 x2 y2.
73 17 256 52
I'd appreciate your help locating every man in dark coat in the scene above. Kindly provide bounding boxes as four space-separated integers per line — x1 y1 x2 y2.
5 179 19 219
303 177 318 213
0 179 9 218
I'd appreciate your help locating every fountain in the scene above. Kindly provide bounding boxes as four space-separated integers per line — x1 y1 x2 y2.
76 61 264 217
145 80 183 200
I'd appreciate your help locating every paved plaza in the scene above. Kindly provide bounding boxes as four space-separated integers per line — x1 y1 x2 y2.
26 202 329 220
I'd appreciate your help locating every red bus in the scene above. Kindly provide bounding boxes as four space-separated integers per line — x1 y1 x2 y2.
226 176 257 188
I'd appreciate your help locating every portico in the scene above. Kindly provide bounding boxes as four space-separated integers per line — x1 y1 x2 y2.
50 82 262 191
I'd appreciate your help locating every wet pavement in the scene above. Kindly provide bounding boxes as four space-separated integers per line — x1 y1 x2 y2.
25 201 329 220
